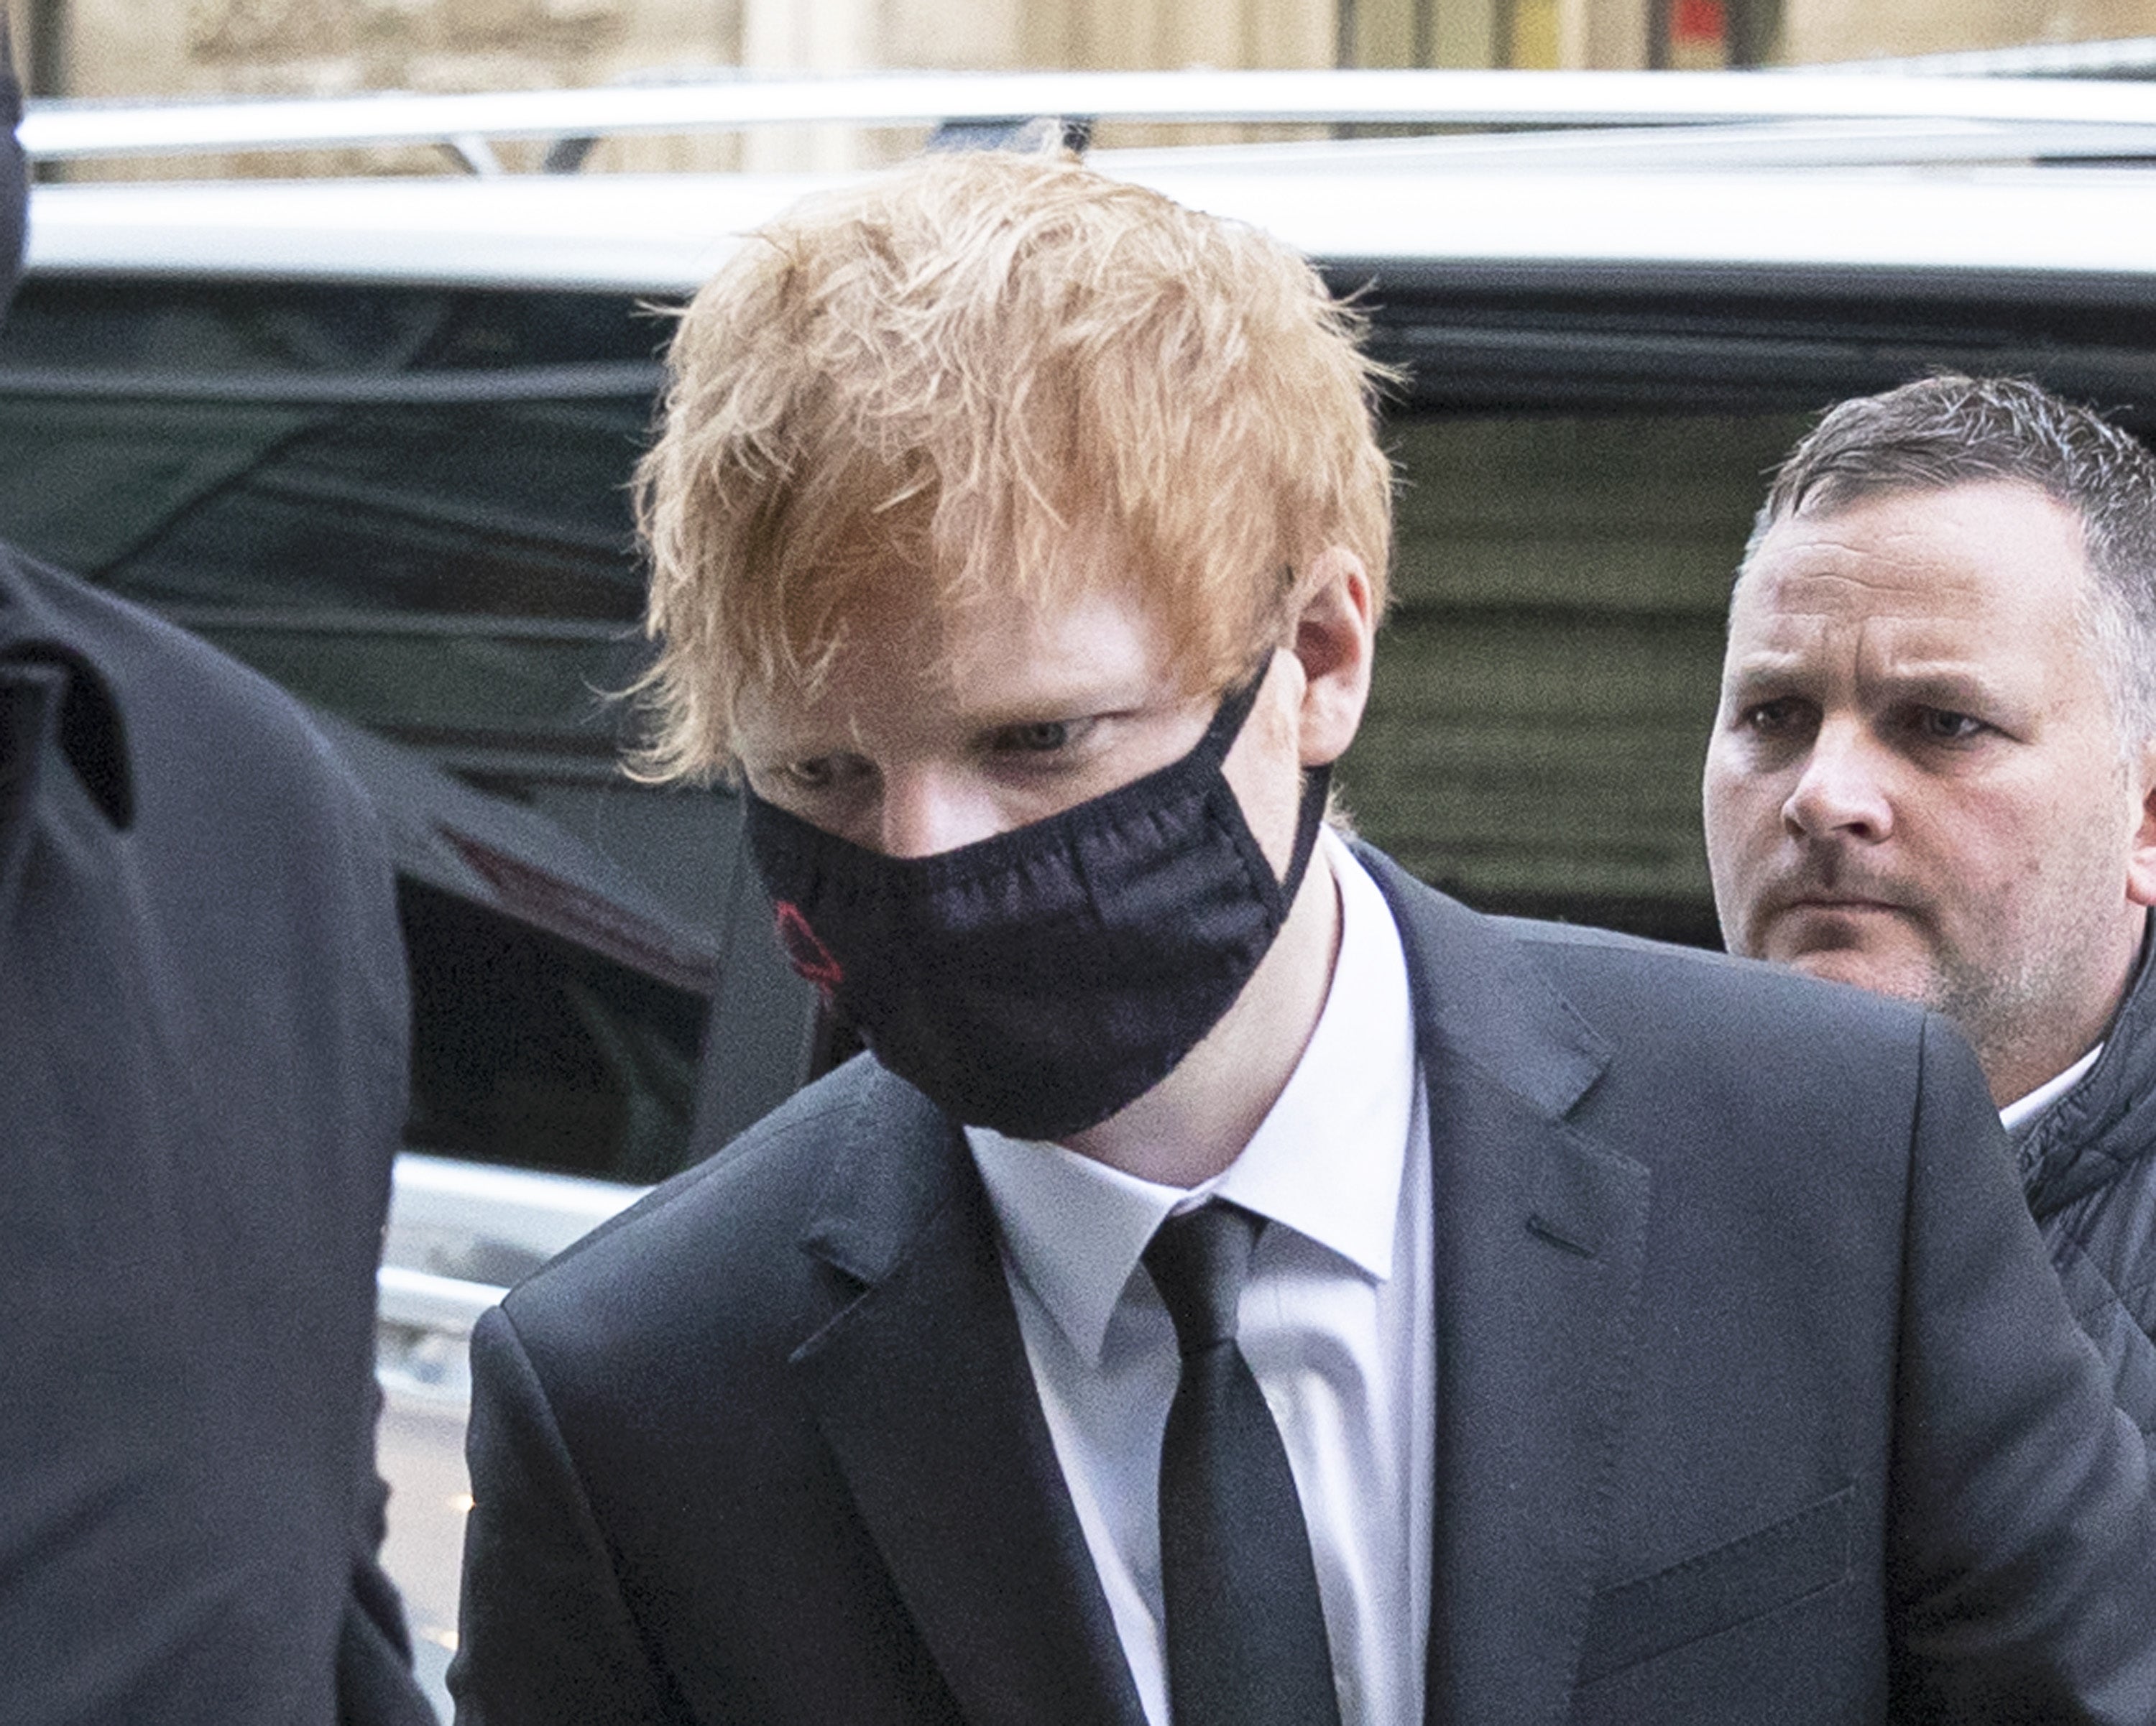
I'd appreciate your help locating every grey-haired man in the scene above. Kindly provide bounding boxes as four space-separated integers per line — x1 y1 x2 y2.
1706 372 2156 1438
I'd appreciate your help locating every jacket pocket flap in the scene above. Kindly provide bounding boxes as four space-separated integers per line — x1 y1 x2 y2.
1578 1484 1855 1684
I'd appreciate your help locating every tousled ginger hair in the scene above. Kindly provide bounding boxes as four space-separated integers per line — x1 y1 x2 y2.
630 146 1395 783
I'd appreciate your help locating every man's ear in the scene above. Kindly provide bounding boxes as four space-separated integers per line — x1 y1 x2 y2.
1289 545 1376 769
2129 738 2156 908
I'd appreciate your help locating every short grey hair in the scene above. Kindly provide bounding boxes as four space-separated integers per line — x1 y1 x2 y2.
1744 374 2156 745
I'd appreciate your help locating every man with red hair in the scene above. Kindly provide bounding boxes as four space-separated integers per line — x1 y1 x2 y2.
453 151 2156 1726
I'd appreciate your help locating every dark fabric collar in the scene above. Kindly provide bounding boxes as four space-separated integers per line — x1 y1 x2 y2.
0 555 137 908
2017 922 2156 1218
796 1056 972 1286
0 642 132 829
1350 839 1610 1123
0 652 63 903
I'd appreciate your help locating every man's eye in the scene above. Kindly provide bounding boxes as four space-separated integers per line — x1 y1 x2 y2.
1914 708 1986 743
777 757 842 790
1741 698 1808 737
995 720 1072 754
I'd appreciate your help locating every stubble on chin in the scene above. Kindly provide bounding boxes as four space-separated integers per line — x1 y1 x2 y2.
1779 939 1940 1007
1783 924 2021 1087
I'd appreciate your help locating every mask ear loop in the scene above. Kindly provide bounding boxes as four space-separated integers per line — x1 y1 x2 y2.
1202 655 1335 911
1277 762 1333 908
1191 660 1274 764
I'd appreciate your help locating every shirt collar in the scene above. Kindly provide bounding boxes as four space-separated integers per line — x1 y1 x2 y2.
968 829 1418 1367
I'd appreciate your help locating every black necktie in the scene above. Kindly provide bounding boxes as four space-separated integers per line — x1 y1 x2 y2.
1144 1202 1342 1726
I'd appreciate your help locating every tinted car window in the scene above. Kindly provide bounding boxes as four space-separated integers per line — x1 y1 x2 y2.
10 266 2155 955
0 280 781 1189
1345 408 1810 946
1339 264 2156 941
0 278 666 767
399 878 704 1184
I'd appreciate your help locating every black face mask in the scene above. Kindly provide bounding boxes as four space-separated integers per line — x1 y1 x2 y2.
743 670 1330 1140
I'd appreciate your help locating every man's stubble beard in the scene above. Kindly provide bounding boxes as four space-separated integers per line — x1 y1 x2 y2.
1915 787 2138 1095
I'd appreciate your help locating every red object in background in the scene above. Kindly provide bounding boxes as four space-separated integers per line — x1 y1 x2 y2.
1671 0 1727 47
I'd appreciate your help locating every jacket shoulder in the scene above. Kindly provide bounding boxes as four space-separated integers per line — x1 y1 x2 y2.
6 548 324 738
506 1056 891 1326
1508 913 1922 1035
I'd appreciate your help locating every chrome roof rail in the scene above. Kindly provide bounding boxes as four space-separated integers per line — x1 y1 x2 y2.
22 66 2156 172
1795 35 2156 80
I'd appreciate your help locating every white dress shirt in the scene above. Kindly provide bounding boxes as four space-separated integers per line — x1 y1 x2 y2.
967 832 1432 1726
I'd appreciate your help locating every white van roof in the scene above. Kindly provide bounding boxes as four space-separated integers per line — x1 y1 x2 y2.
27 148 2156 295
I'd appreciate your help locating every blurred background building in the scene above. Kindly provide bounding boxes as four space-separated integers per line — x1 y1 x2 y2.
11 0 2155 134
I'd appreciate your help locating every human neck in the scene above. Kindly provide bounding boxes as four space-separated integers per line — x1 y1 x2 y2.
1997 1041 2104 1129
1059 851 1344 1188
1988 1015 2112 1112
1985 914 2147 1109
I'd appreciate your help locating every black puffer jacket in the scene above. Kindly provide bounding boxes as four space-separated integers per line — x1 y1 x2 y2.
2015 933 2156 1438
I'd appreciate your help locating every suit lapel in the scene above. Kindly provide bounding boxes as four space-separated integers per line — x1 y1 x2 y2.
1362 854 1651 1726
790 1067 1147 1726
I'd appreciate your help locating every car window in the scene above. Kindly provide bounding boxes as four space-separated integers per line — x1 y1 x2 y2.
399 877 704 1185
0 276 834 1189
0 274 1773 949
1346 408 1811 946
0 277 665 762
9 267 2147 964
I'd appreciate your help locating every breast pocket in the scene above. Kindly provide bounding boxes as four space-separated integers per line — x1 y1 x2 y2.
1577 1485 1856 1685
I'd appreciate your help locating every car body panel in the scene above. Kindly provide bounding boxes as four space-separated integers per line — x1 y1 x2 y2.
28 154 2156 292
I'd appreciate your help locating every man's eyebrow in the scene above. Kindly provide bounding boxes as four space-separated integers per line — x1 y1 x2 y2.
962 696 1095 727
1879 668 1998 706
734 726 860 767
1718 653 1809 696
956 680 1165 730
1720 655 2014 714
1843 650 2009 705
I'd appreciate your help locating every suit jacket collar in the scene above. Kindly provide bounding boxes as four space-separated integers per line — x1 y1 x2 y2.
793 1062 1149 1726
1359 849 1651 1726
1355 846 1608 1123
796 1062 967 1285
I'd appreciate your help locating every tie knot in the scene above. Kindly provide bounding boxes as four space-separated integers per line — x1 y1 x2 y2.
1143 1201 1263 1355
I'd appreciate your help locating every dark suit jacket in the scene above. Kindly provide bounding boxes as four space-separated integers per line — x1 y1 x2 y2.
0 550 432 1725
451 848 2156 1725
